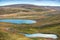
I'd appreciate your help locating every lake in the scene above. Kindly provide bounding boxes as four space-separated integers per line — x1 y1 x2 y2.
24 33 58 39
0 19 36 24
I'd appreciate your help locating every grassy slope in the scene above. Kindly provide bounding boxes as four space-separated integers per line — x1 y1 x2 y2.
0 6 60 40
0 18 60 40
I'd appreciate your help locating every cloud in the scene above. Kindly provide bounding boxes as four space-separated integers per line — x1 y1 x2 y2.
0 0 60 6
0 0 60 2
35 0 59 1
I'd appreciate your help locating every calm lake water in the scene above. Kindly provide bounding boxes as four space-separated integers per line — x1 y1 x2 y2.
0 19 36 24
24 33 58 39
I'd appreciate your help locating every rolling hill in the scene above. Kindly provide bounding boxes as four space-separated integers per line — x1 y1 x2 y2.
0 4 60 40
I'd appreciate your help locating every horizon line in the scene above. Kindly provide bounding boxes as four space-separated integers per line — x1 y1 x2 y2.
0 4 60 7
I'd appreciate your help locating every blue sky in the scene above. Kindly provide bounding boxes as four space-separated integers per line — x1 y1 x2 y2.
0 0 60 6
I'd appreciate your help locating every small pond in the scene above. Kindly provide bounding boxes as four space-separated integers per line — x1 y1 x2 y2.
24 33 58 39
0 19 36 24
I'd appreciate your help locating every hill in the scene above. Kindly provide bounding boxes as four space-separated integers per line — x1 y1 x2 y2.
0 4 59 19
0 4 60 40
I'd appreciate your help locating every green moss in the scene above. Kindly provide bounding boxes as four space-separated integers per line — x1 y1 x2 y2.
0 31 12 40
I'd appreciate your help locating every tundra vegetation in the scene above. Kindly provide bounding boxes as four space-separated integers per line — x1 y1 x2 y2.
0 4 60 40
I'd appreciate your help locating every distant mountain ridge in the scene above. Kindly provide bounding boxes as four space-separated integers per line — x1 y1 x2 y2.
0 4 60 10
0 4 60 15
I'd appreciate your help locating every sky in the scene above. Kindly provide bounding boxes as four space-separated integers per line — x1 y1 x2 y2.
0 0 60 6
